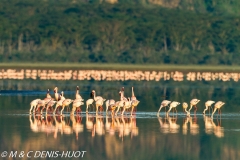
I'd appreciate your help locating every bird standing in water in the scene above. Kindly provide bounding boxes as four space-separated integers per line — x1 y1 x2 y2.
211 101 225 118
203 100 215 114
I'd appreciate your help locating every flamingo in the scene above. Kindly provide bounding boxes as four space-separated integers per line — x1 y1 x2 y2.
53 91 66 114
131 86 137 101
53 87 61 101
115 90 127 115
35 99 51 114
105 99 115 112
86 98 94 113
44 100 57 115
182 102 190 116
86 90 105 112
95 98 106 115
71 99 84 115
106 103 118 115
120 87 128 101
29 99 41 114
203 100 215 114
60 91 66 100
91 90 104 101
60 99 74 115
158 100 171 113
43 89 53 102
75 86 84 101
211 101 225 118
188 99 200 112
130 99 140 116
121 97 132 116
167 101 180 113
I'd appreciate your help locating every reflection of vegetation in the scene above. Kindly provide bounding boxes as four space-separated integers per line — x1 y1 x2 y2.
1 1 240 64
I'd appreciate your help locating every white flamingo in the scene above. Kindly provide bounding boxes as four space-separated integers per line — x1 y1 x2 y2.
95 98 106 115
86 90 105 112
120 87 128 101
53 87 61 101
43 89 53 102
167 101 180 113
105 99 115 112
182 102 190 116
203 100 215 114
75 86 84 101
44 100 57 115
130 99 140 116
35 99 51 114
188 99 200 112
211 101 225 118
115 90 126 115
60 99 74 115
29 99 41 114
158 100 171 113
53 91 66 114
121 97 132 116
91 90 104 101
131 86 137 101
71 99 84 115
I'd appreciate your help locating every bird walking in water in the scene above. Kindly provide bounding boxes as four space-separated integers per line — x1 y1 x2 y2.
203 100 215 114
188 99 200 113
167 101 180 114
211 101 225 118
182 102 190 116
158 100 171 113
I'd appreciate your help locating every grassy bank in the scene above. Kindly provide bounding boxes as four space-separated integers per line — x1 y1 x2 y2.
0 63 240 71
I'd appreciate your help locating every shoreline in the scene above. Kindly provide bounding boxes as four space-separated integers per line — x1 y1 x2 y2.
0 63 239 71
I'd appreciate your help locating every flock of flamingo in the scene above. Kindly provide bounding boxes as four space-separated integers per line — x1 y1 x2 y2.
1 69 239 82
29 86 140 116
29 85 225 118
158 99 225 118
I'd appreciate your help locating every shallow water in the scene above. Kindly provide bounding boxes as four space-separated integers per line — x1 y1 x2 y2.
1 79 240 160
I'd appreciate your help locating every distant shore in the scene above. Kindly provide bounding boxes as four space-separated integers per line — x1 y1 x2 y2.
0 63 239 71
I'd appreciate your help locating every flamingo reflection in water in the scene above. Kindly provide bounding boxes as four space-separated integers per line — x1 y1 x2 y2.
157 114 170 134
182 115 199 135
29 114 56 135
91 115 105 136
29 114 42 133
203 115 224 138
157 113 180 134
53 115 73 138
70 114 84 140
189 115 199 135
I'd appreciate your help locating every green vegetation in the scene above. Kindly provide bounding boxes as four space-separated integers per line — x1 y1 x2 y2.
1 62 240 71
0 0 240 65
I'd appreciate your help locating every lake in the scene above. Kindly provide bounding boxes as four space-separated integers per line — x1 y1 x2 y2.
0 77 240 160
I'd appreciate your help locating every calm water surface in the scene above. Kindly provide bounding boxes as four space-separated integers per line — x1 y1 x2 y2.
0 79 240 160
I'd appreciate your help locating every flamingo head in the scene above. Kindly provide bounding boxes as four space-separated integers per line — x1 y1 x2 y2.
54 87 58 93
